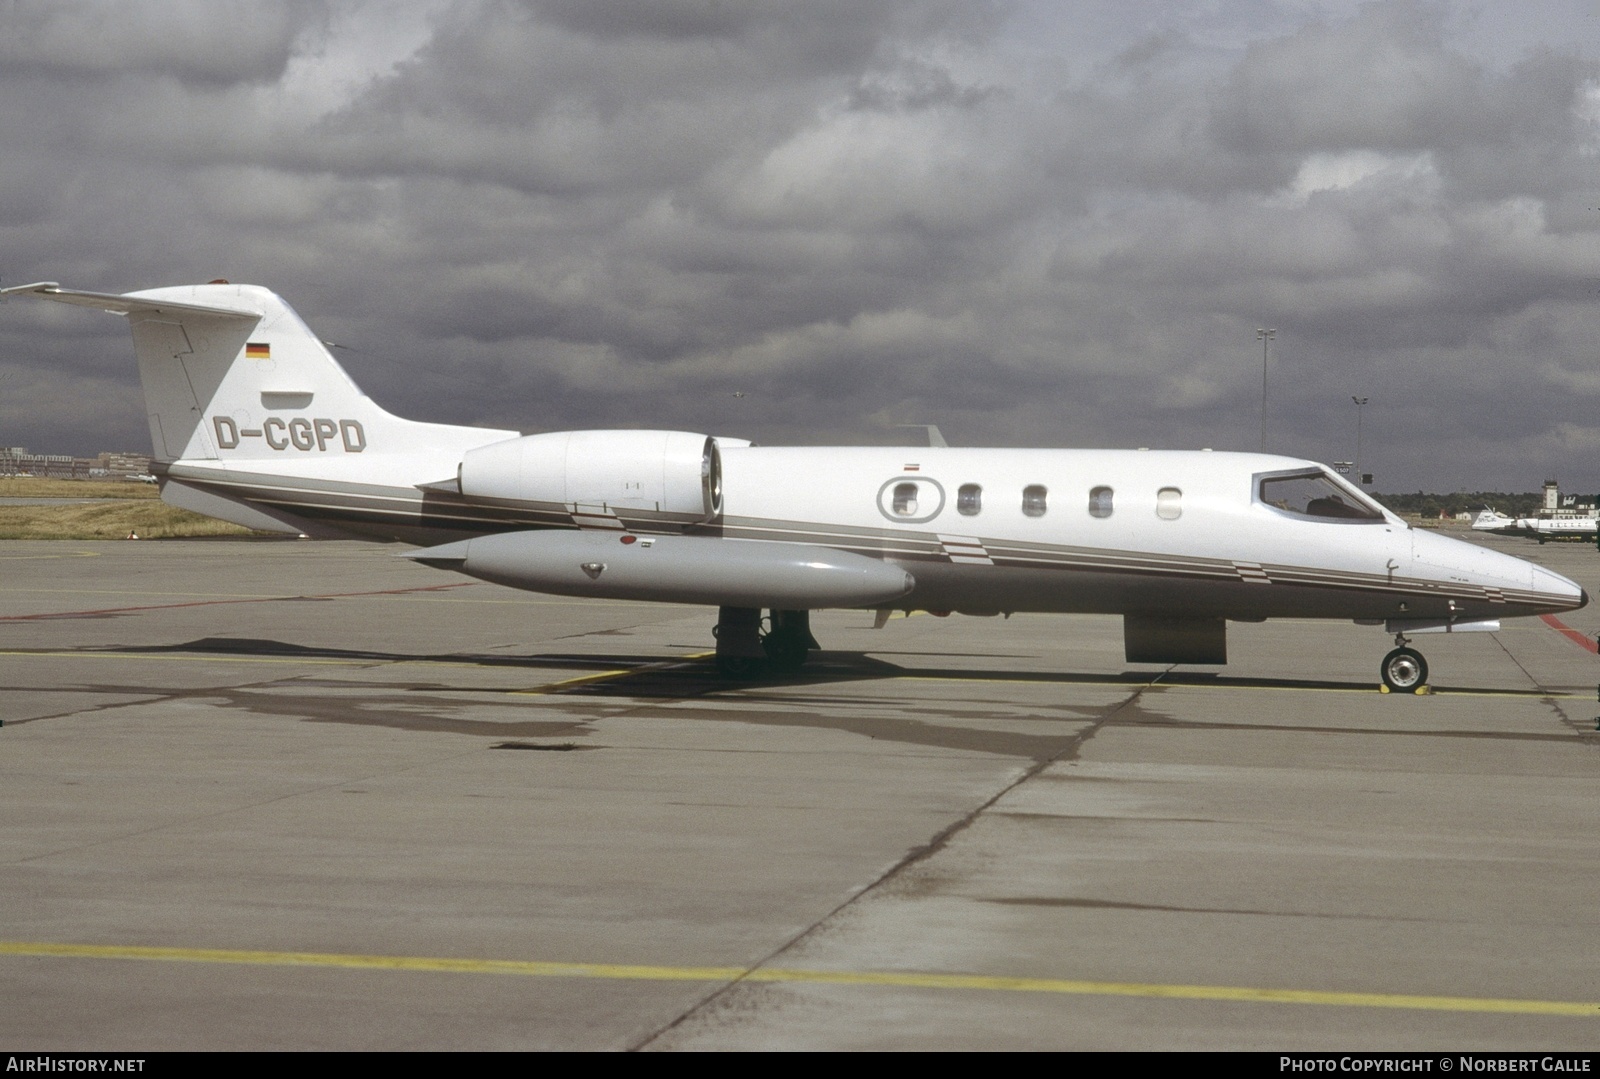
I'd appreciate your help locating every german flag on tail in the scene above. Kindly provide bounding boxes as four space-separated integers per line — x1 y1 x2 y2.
245 342 270 359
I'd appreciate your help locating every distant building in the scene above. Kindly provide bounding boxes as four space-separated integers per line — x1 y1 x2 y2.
0 445 152 480
1539 480 1597 520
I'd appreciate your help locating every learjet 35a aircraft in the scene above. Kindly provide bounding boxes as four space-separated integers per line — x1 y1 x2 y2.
5 281 1586 691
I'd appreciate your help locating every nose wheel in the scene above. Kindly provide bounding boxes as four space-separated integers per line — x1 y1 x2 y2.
1380 645 1428 693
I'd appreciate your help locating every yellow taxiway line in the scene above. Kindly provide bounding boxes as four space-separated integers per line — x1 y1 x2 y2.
512 652 716 694
1 941 1594 1017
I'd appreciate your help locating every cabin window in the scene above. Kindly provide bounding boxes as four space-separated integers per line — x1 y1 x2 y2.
1022 485 1048 517
1156 487 1182 520
1257 470 1384 522
957 483 982 516
875 477 946 522
1089 486 1113 518
891 482 920 517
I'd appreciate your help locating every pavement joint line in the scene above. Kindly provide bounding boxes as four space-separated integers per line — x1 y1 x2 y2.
0 650 375 667
634 677 1159 1049
895 673 1582 699
0 582 480 622
1 651 1584 699
0 649 647 674
2 588 281 599
2 942 1594 1017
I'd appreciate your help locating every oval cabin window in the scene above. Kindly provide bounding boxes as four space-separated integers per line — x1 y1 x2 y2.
1022 485 1048 518
1156 487 1181 520
1089 486 1113 518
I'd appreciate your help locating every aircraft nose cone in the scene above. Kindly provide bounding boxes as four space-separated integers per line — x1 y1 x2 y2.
1530 564 1586 611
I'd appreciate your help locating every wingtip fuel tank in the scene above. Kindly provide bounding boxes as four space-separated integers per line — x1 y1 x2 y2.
406 530 916 610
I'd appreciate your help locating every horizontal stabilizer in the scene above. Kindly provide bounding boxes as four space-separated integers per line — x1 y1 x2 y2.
0 282 259 321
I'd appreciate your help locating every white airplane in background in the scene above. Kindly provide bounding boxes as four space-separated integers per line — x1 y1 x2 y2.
1471 508 1525 536
4 280 1587 692
1522 517 1599 543
1472 507 1598 544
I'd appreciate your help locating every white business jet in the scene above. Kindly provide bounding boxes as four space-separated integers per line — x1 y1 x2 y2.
1522 517 1599 543
1470 508 1525 536
1472 507 1598 544
4 281 1586 691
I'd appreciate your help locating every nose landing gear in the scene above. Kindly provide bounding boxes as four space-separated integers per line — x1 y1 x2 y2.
1380 632 1429 693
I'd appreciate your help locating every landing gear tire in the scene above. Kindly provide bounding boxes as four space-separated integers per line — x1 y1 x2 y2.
714 607 816 679
1381 647 1428 693
715 654 766 679
762 631 810 673
714 606 766 680
761 609 816 674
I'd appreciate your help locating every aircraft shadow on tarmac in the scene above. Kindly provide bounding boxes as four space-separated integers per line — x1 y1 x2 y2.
95 636 1486 699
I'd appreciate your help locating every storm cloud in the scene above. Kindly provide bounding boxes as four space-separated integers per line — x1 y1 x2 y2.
2 0 1598 492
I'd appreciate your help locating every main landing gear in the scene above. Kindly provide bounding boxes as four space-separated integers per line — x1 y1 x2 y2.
713 606 818 678
1380 632 1429 693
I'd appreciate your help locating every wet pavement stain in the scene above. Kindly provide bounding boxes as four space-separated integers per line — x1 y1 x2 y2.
703 709 1099 761
491 741 590 751
1105 711 1591 744
121 636 681 672
982 896 1444 921
995 812 1222 824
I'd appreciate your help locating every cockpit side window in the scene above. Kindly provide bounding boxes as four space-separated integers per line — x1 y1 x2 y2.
1257 471 1384 522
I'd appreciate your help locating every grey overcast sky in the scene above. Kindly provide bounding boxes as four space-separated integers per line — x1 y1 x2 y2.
2 0 1598 492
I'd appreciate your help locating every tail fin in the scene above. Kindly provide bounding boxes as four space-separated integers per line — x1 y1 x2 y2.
4 281 509 464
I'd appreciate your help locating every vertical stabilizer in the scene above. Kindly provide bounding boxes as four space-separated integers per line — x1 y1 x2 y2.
124 283 396 463
2 281 516 466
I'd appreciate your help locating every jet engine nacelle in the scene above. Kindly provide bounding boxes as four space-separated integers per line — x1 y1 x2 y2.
460 430 730 517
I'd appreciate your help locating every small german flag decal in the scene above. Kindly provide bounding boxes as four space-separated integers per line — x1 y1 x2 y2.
246 342 270 359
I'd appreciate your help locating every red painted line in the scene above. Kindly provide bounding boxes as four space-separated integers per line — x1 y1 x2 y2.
0 582 476 622
1539 614 1598 654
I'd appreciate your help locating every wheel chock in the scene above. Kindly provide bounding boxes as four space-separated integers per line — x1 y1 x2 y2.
1379 684 1391 694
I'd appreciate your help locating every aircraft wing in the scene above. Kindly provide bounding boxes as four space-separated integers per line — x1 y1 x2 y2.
0 282 259 322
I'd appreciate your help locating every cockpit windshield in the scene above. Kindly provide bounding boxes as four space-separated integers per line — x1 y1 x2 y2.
1257 470 1385 522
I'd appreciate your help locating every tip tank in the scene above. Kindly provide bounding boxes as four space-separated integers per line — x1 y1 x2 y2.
407 530 915 609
